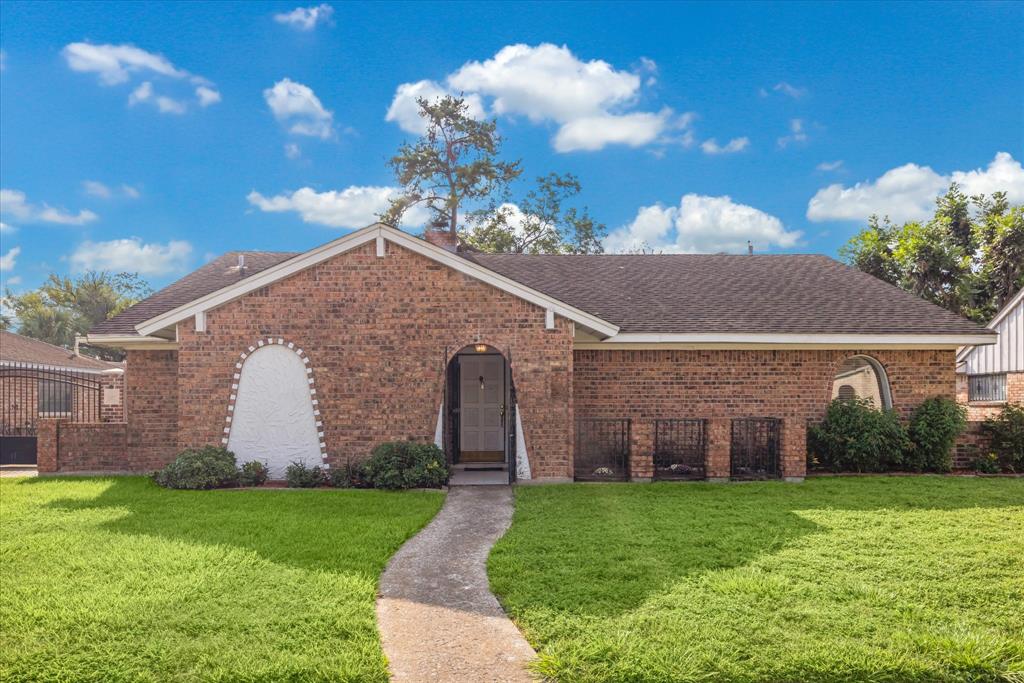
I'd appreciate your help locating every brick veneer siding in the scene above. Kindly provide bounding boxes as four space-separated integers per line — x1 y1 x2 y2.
36 418 130 473
99 370 126 422
173 241 575 479
124 350 179 471
957 371 1024 421
573 349 957 480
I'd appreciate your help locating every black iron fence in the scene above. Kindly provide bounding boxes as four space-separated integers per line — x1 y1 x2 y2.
1 362 103 436
653 419 707 480
730 417 781 480
575 418 630 481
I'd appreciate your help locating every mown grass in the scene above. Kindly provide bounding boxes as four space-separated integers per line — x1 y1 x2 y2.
0 476 444 683
489 477 1024 682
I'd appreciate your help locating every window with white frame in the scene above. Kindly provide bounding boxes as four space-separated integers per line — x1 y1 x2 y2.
37 379 73 415
968 374 1007 402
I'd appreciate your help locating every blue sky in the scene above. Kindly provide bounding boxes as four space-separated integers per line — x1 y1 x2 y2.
1 0 1022 293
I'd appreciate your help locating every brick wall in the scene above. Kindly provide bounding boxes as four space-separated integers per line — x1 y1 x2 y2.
124 350 179 471
100 370 125 422
957 371 1024 421
36 419 129 473
174 241 575 479
574 348 956 480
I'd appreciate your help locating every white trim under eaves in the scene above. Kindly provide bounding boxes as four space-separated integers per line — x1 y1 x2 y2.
956 288 1023 362
85 334 179 350
584 332 998 348
133 223 620 339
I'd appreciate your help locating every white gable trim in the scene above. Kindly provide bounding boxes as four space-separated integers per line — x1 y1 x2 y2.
587 332 997 349
956 288 1023 363
134 224 620 338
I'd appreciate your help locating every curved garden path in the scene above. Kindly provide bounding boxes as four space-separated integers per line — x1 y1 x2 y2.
376 485 536 682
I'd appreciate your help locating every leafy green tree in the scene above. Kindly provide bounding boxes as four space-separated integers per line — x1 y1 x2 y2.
381 96 521 236
463 173 606 254
3 271 151 360
841 184 1023 323
383 95 605 254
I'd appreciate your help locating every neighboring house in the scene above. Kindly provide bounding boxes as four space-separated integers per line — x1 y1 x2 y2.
956 288 1024 420
0 331 124 465
80 223 994 482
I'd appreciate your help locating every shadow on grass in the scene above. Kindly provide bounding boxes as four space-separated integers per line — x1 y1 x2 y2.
26 475 444 577
488 476 1024 619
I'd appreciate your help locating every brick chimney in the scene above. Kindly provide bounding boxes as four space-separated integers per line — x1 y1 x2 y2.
423 228 459 252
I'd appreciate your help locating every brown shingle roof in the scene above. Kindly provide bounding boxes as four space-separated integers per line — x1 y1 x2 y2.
92 245 992 338
0 331 122 370
466 253 993 336
89 251 298 335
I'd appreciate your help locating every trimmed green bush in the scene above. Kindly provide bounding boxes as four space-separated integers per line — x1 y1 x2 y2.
362 442 447 489
153 446 239 490
982 404 1024 472
809 398 910 472
285 461 324 488
238 460 268 487
906 397 967 472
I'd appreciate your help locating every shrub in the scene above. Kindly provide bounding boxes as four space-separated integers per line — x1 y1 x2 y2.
329 459 369 488
982 404 1024 472
285 461 324 488
362 441 447 489
153 446 239 490
238 460 268 487
809 398 910 472
905 397 967 472
970 453 1002 474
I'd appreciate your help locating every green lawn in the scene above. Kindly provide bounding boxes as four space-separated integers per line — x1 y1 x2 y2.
0 476 444 683
489 477 1024 683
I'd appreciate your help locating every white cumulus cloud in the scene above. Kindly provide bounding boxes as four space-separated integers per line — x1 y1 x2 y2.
62 42 221 112
389 43 691 152
816 160 844 172
806 152 1024 223
263 78 335 139
385 80 486 135
0 246 20 271
701 136 750 155
247 186 429 230
82 181 141 199
274 4 334 30
777 118 808 148
0 189 98 225
605 194 802 254
0 222 14 234
70 238 192 275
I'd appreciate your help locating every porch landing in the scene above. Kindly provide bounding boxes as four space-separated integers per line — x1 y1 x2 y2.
449 463 510 486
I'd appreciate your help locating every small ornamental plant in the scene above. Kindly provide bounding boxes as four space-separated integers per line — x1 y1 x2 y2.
285 461 324 488
362 442 447 489
238 460 269 487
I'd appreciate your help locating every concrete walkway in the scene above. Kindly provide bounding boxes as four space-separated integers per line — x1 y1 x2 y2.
377 486 536 682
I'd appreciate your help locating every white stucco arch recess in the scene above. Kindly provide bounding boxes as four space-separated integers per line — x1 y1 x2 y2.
223 338 327 479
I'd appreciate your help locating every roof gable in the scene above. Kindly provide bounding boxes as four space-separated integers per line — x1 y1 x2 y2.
116 224 619 339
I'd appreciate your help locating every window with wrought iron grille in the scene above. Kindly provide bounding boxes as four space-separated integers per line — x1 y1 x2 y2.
968 374 1006 402
37 379 73 415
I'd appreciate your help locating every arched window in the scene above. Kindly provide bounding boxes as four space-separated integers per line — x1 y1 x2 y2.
831 356 892 410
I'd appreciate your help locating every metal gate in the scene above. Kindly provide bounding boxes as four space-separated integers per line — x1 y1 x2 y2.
654 419 707 480
1 362 102 465
730 417 781 480
574 418 630 481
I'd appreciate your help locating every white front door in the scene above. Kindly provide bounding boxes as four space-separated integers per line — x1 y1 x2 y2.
459 354 505 458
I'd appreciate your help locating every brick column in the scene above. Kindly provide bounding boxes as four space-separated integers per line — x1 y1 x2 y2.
630 419 654 482
781 418 807 481
36 418 66 473
706 418 731 481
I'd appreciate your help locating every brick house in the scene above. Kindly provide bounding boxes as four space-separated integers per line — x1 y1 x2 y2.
83 223 995 482
1 331 124 465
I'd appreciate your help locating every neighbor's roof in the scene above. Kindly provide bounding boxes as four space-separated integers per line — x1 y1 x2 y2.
89 235 992 339
465 253 992 336
0 331 122 371
90 251 297 335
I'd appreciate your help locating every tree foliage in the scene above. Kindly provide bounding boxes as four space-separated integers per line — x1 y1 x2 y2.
840 184 1023 323
381 95 521 235
382 95 605 254
3 271 151 360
